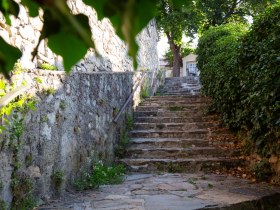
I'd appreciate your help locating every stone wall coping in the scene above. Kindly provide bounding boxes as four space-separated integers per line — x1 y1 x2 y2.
23 69 157 76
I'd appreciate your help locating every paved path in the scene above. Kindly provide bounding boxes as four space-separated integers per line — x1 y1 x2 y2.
38 173 280 210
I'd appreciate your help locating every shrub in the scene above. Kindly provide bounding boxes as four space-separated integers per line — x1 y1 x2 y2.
238 4 280 154
74 161 125 190
251 160 273 181
196 23 248 128
197 4 280 158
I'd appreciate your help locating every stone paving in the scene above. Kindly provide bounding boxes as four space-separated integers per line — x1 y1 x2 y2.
38 173 280 210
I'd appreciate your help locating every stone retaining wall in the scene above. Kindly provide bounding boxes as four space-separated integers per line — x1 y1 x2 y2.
0 69 162 205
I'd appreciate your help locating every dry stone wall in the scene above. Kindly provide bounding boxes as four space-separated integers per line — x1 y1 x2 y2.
0 0 159 72
0 69 162 205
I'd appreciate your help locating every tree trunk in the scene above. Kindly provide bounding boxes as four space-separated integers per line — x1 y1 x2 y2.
172 46 181 77
166 32 181 77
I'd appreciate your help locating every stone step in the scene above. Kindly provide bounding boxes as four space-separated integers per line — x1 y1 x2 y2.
162 93 201 96
133 122 219 131
161 87 200 92
134 111 205 118
136 106 205 112
136 105 207 112
129 138 210 148
134 116 219 123
130 130 209 139
140 101 208 107
120 157 245 173
130 129 233 139
145 95 208 100
125 147 241 159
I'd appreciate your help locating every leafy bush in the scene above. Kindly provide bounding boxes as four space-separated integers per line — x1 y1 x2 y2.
251 160 273 181
238 4 280 154
74 161 125 190
197 4 280 158
196 23 248 127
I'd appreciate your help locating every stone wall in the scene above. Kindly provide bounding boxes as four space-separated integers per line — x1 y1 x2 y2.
0 69 162 205
0 0 159 72
0 0 160 206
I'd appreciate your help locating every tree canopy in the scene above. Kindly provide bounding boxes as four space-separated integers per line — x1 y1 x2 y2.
156 0 200 77
196 0 276 31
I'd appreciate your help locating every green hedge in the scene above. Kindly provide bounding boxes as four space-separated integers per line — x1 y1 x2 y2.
197 5 280 157
238 5 280 155
196 23 248 127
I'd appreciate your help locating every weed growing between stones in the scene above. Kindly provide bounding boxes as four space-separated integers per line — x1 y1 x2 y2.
156 124 165 130
25 154 33 167
168 162 184 173
112 107 120 117
115 113 133 158
0 199 8 210
40 63 57 71
11 173 36 210
169 106 184 111
97 99 106 106
34 77 43 84
59 100 67 110
41 115 49 123
51 170 64 194
8 111 37 210
125 114 134 131
141 81 149 99
251 160 274 181
0 76 38 208
42 87 55 95
115 131 129 158
74 161 125 191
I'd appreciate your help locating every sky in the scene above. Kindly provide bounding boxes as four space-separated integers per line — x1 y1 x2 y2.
157 35 198 58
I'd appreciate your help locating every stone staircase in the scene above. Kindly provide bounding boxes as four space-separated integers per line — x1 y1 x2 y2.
120 76 244 174
158 76 201 95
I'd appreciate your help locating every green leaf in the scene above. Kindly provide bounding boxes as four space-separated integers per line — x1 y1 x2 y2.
0 0 20 25
21 0 40 17
48 32 88 72
0 37 22 78
173 0 191 8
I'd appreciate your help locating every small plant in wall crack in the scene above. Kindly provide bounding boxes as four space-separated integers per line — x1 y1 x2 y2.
11 172 36 210
125 113 134 131
42 87 56 95
251 160 274 181
51 170 64 194
115 130 129 158
40 63 57 71
0 78 38 208
0 199 8 210
59 100 67 110
115 113 133 158
97 98 106 106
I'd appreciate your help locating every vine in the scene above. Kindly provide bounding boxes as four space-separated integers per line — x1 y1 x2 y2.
0 73 37 209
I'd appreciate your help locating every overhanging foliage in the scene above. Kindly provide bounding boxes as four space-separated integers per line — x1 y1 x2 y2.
0 0 179 77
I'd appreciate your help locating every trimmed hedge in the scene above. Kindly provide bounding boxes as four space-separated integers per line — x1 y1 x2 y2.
196 23 248 127
197 5 280 157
